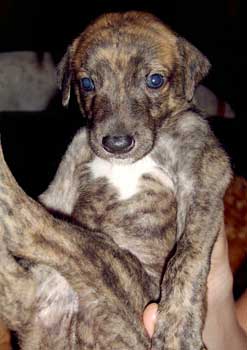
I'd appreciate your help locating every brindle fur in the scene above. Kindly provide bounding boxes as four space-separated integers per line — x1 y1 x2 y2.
0 142 158 349
0 11 231 350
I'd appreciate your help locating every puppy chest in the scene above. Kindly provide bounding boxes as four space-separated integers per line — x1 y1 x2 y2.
88 156 174 200
72 155 175 231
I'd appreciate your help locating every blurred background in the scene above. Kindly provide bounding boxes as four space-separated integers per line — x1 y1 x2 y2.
0 1 246 347
0 0 246 109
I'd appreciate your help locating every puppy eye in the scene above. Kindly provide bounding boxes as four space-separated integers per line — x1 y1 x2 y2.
80 77 95 92
146 73 165 89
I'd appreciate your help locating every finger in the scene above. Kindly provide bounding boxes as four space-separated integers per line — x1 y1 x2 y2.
143 303 158 338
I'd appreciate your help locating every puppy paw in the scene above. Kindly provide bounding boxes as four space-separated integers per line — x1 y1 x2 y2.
151 337 206 350
150 306 206 350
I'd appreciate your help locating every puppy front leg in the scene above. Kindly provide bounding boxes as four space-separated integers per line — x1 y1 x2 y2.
152 201 223 350
39 128 92 216
152 132 231 349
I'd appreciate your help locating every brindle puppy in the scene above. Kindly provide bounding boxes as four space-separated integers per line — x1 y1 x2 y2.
0 11 231 350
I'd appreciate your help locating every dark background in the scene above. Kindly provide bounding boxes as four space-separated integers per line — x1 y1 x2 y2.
0 1 246 195
1 0 246 113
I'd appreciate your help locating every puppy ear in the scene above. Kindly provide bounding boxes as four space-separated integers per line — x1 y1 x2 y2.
57 48 72 107
178 37 211 101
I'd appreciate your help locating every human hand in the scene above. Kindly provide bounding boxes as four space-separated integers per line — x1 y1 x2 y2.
143 225 247 349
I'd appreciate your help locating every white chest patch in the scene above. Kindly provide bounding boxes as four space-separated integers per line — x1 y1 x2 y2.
89 156 174 200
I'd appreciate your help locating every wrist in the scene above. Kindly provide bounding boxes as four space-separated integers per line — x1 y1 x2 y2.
203 288 247 350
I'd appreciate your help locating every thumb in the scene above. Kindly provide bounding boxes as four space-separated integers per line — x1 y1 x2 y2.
143 303 158 338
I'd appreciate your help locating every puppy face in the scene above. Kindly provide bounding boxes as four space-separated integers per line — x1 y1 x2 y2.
59 12 210 163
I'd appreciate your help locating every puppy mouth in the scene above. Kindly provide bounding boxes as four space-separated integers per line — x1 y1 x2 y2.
101 135 135 155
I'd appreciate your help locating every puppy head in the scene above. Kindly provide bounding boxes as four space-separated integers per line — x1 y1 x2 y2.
58 12 210 163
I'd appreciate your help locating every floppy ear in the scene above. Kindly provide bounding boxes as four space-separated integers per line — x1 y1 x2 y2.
178 37 211 101
57 47 72 107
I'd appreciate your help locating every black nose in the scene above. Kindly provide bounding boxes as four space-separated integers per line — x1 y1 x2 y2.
102 135 135 154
